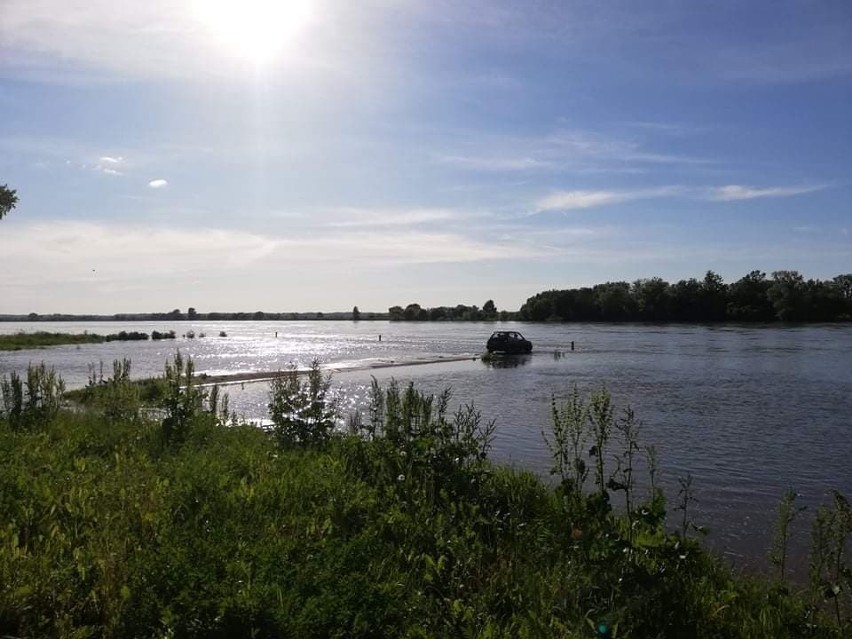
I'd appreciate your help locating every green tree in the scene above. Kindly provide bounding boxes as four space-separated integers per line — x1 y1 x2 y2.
700 270 727 321
632 277 671 321
1 184 18 220
482 299 497 319
403 303 426 321
833 274 852 302
594 281 634 321
727 270 773 321
768 270 806 321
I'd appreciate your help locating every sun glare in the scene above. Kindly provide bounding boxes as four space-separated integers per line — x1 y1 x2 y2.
192 0 314 62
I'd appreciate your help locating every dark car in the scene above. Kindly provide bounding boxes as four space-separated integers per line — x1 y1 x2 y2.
486 331 532 354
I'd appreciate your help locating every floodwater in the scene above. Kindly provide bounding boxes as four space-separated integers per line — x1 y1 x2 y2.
2 320 850 576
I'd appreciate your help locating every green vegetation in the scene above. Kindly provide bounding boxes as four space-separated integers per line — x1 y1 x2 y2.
1 358 850 638
2 310 388 322
0 183 18 220
520 270 852 323
104 331 149 342
0 331 181 351
0 331 106 351
389 300 511 322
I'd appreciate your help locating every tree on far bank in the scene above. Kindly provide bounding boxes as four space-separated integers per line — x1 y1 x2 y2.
352 306 361 321
1 184 19 220
482 299 497 319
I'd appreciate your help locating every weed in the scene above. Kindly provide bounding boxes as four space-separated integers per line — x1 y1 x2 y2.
0 363 65 431
771 487 806 582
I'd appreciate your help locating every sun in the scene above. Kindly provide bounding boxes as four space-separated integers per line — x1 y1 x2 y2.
192 0 314 62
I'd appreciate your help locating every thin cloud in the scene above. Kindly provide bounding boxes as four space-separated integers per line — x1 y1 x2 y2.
324 207 459 228
438 129 712 177
95 155 124 175
711 184 825 201
438 155 552 172
0 221 544 287
537 190 628 211
148 179 168 189
535 187 682 212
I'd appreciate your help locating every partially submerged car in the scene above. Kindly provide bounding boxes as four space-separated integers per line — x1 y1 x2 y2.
486 331 532 354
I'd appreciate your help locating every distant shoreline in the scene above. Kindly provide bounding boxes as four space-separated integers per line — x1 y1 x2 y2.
0 313 391 322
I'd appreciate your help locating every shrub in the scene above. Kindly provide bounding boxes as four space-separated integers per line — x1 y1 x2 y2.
69 359 144 424
160 352 205 446
268 359 339 447
104 331 149 342
0 363 65 431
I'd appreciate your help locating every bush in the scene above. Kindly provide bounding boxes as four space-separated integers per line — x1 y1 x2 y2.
104 331 149 342
0 363 65 431
83 358 141 423
268 359 338 447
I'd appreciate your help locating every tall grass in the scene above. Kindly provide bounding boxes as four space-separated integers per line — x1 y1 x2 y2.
0 359 849 637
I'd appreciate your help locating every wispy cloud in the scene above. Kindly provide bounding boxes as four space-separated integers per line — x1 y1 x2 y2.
95 156 123 175
437 129 711 177
438 155 552 172
0 221 543 287
148 179 168 189
535 187 682 212
322 207 457 228
533 183 828 211
710 184 825 201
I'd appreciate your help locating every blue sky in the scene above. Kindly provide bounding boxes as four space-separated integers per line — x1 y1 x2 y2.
1 0 850 313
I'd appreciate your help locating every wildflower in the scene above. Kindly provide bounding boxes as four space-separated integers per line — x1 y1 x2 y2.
397 474 405 482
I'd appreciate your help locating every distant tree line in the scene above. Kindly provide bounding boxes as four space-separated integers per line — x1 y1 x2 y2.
388 300 514 322
5 309 389 322
519 271 852 323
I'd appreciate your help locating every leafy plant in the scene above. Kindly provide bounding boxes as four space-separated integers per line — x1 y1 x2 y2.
809 490 852 630
770 487 806 582
268 359 339 447
0 363 65 431
160 351 205 446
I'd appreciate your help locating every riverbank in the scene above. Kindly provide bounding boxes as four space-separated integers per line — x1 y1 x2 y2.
0 331 106 351
2 358 849 638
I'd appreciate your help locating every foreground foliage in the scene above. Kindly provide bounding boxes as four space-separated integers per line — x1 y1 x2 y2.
0 359 849 638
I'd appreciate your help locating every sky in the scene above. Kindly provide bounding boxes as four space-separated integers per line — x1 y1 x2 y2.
1 0 850 314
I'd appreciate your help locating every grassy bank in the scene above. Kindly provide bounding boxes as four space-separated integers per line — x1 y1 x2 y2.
0 331 178 351
0 331 106 351
1 357 849 638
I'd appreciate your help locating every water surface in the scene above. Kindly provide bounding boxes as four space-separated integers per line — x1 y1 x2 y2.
2 320 850 575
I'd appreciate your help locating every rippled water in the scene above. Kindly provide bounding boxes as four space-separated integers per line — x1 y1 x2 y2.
2 320 850 575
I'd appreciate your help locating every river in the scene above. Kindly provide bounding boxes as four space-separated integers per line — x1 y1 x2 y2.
2 320 850 576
